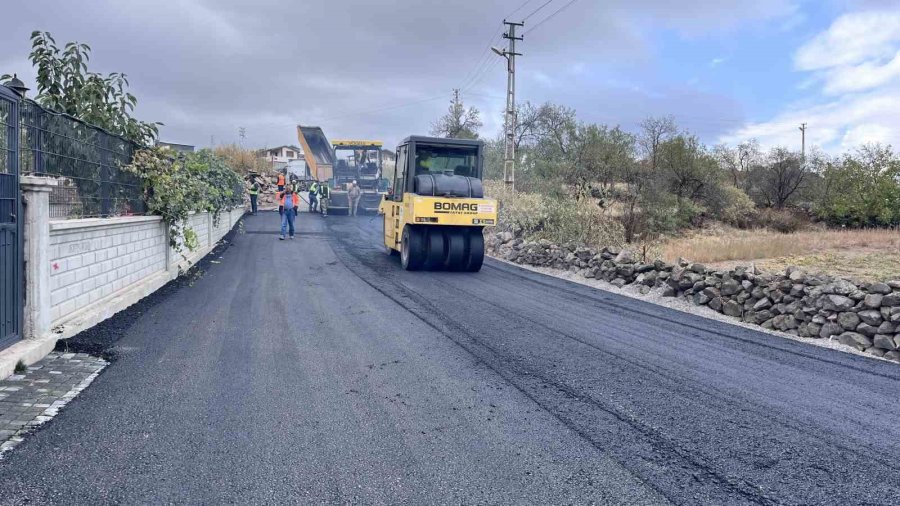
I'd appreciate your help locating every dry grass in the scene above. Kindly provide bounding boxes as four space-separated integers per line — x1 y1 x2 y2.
661 228 900 282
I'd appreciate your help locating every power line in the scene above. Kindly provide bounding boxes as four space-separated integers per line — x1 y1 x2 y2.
505 0 537 18
524 0 579 36
459 30 505 92
523 0 555 21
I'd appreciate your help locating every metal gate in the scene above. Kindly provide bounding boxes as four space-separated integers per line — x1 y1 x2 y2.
0 86 22 350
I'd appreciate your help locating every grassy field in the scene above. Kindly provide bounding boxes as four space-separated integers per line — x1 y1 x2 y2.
661 228 900 282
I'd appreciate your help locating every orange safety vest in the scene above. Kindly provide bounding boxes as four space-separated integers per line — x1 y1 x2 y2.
278 191 299 207
277 174 285 186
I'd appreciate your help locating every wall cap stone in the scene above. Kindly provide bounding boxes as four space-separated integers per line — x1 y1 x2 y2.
50 215 162 232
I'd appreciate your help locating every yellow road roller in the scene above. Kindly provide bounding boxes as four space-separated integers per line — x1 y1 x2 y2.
379 136 498 271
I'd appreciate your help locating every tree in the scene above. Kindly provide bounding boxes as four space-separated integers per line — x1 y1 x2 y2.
2 31 160 145
714 139 760 190
818 144 900 226
749 147 809 209
658 134 722 202
638 116 676 171
430 90 482 139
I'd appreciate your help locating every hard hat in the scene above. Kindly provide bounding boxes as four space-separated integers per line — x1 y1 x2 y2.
353 180 357 184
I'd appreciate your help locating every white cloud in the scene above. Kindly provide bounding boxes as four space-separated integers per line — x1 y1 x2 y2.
710 57 728 67
721 8 900 152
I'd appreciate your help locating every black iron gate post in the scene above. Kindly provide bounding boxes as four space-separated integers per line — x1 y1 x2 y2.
0 85 22 350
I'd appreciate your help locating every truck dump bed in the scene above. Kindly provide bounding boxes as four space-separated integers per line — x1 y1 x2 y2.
296 126 335 181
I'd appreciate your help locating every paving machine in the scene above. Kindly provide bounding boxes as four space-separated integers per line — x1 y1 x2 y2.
379 136 498 272
332 140 385 213
296 125 349 213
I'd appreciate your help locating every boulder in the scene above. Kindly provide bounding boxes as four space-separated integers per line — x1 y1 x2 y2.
837 332 872 349
788 269 806 283
611 278 627 288
857 310 883 326
863 294 884 309
689 263 707 274
873 334 897 350
721 279 742 296
876 321 897 335
866 347 886 357
882 294 900 307
661 286 677 297
887 280 900 289
868 282 892 295
819 322 844 338
693 291 711 305
723 300 743 317
639 285 651 295
856 323 879 337
885 350 900 363
708 297 724 312
837 312 861 330
821 294 855 311
753 298 773 311
614 249 636 264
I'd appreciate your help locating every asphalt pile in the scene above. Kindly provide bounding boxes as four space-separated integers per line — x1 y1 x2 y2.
487 231 900 363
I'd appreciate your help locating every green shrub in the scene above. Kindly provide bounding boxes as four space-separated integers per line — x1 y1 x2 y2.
125 147 242 253
719 186 757 228
484 180 625 249
817 145 900 227
755 208 807 233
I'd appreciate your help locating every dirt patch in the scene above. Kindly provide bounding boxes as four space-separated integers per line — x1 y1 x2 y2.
54 219 243 360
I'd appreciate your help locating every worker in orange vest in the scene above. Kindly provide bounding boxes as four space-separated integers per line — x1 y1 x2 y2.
277 186 299 240
276 172 286 191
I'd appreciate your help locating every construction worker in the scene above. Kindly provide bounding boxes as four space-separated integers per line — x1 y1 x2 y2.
248 178 260 215
277 186 299 240
348 180 361 216
317 180 330 217
308 180 319 213
276 172 285 191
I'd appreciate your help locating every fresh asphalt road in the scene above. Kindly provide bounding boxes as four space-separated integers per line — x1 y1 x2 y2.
1 212 899 505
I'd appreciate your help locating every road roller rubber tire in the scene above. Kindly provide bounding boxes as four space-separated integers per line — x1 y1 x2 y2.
464 229 485 272
443 228 467 271
401 226 425 270
423 226 446 270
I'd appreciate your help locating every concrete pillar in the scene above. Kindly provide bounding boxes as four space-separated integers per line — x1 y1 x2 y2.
20 176 57 340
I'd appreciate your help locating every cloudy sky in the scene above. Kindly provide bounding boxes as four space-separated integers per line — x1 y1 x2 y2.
2 0 898 153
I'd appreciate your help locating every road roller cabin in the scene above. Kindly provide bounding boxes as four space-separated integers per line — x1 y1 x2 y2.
379 136 498 271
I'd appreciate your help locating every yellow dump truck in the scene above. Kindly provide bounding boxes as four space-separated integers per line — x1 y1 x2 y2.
379 136 498 271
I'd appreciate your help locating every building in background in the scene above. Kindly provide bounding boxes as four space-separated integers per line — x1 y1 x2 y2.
157 141 195 154
258 145 304 170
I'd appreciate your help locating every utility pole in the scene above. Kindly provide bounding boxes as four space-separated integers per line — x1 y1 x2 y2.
493 20 524 188
238 127 246 169
799 123 807 160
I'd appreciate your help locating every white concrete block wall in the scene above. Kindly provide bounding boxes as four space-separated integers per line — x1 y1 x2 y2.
48 209 242 327
49 217 167 324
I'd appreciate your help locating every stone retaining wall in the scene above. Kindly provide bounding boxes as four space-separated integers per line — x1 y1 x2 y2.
487 232 900 363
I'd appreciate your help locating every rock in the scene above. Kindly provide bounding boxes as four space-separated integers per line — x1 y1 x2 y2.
662 286 677 297
866 347 886 357
837 332 872 349
741 280 755 291
617 265 635 279
876 321 897 334
753 298 773 311
721 279 742 296
723 300 743 317
864 294 884 309
885 350 900 363
821 294 855 311
804 322 822 337
499 231 515 244
886 280 900 289
773 314 798 331
635 263 655 274
788 269 806 283
837 312 861 330
868 282 892 295
693 291 711 305
639 285 651 295
881 294 900 307
857 309 883 326
895 335 900 349
611 278 626 288
873 334 897 350
819 322 844 338
689 263 706 274
856 323 879 337
708 297 724 312
614 250 636 264
891 308 900 323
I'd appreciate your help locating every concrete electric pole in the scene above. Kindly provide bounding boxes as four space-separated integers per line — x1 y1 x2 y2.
799 123 807 160
493 20 524 188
